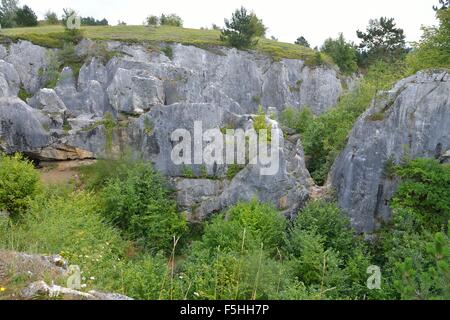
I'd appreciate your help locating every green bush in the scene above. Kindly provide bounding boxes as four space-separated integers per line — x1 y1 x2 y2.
0 153 40 218
290 201 355 258
280 107 314 135
160 14 183 27
391 158 450 233
406 6 449 72
102 160 187 253
199 200 286 255
44 10 59 25
321 33 358 75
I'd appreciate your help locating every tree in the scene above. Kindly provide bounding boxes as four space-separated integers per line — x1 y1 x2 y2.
102 160 186 253
221 7 259 49
406 1 450 72
357 17 406 64
321 33 358 74
433 0 449 11
0 0 19 28
146 15 159 26
81 16 108 26
160 13 183 27
44 10 59 25
295 36 310 48
249 12 266 38
15 5 37 27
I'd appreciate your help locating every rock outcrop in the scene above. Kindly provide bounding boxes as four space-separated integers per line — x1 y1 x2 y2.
331 70 450 233
0 39 336 217
0 250 132 300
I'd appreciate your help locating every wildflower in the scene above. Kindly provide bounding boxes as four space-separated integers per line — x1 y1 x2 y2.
193 292 200 297
0 287 6 292
81 284 87 288
90 277 95 281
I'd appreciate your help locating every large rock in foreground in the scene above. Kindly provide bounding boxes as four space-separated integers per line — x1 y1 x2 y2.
331 70 450 233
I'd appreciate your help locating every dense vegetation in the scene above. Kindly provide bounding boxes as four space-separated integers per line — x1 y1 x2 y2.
281 3 449 185
0 1 449 301
0 153 448 300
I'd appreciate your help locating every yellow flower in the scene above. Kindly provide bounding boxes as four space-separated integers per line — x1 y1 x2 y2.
0 287 6 292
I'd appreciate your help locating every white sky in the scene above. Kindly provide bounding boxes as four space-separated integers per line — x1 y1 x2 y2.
22 0 439 47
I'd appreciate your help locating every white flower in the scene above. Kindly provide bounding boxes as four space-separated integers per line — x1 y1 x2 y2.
90 277 95 281
193 292 200 297
81 284 87 288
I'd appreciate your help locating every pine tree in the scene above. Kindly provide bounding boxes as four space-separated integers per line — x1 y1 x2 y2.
357 17 406 64
15 5 38 27
221 7 259 49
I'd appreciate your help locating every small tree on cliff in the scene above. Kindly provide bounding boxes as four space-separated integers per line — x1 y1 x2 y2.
295 36 310 48
221 7 260 49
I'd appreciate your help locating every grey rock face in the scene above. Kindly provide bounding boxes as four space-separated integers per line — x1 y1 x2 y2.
0 39 345 219
0 60 20 97
105 42 343 115
4 41 50 94
28 88 67 114
55 67 112 117
0 97 50 154
331 70 450 233
107 68 165 114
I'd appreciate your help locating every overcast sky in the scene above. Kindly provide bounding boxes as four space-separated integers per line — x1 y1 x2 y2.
22 0 439 47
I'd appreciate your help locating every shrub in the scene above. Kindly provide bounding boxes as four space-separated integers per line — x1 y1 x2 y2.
253 105 272 142
391 158 450 233
221 7 259 49
199 200 286 255
289 201 355 258
249 13 266 38
286 229 345 291
295 36 310 48
146 15 159 26
161 45 173 59
0 153 40 218
406 6 450 72
102 160 187 253
160 13 183 27
280 107 314 135
321 33 358 75
44 10 59 25
393 228 450 300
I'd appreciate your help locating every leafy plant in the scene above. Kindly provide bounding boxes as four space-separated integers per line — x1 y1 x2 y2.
0 153 40 219
102 160 187 253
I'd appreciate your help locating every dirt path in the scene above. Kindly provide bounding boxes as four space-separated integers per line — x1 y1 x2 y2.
38 160 96 185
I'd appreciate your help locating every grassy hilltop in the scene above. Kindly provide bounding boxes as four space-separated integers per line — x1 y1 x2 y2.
0 24 332 64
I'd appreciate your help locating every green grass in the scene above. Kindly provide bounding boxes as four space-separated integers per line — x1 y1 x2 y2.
0 25 333 65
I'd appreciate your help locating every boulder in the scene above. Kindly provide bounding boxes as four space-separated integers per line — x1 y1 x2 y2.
0 97 50 154
5 41 49 94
